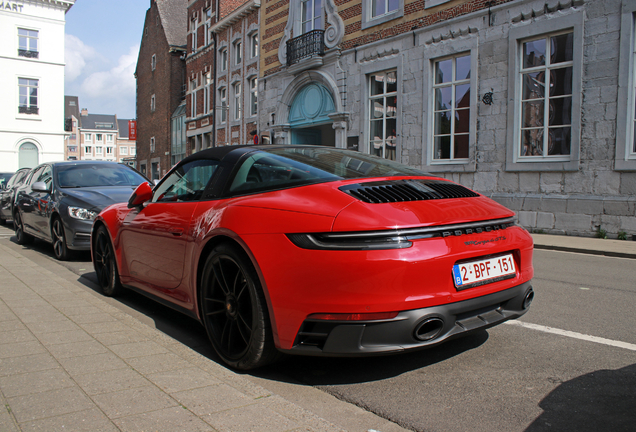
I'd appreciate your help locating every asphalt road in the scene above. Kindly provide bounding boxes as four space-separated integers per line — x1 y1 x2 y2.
2 223 634 432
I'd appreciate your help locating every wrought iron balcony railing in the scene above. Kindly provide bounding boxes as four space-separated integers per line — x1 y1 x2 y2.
18 49 39 59
286 30 325 66
19 106 39 115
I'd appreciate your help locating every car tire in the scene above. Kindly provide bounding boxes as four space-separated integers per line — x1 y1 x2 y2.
93 225 122 297
200 243 279 370
13 210 32 245
51 217 71 261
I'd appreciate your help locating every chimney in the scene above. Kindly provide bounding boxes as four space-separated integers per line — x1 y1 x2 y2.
81 108 88 116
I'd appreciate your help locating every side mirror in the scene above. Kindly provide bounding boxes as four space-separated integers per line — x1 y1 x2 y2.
128 182 153 209
32 181 50 193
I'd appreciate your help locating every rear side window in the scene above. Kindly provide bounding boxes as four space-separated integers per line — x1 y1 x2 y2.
153 159 220 203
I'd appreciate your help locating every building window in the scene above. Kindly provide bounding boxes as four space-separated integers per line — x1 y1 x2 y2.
233 83 241 120
371 0 398 18
518 33 573 159
205 8 213 46
506 12 582 172
362 0 403 30
204 73 211 114
106 147 114 155
368 71 397 160
191 18 198 52
250 78 258 116
190 79 197 117
250 33 259 58
85 146 92 155
220 48 227 71
219 87 227 123
150 137 156 153
85 133 92 142
131 147 136 156
18 78 38 114
96 146 103 155
432 54 470 161
234 41 242 64
18 28 38 58
96 134 103 141
106 134 113 143
617 5 636 170
68 146 78 152
151 54 156 70
120 146 128 155
151 162 160 181
301 0 323 33
151 94 156 112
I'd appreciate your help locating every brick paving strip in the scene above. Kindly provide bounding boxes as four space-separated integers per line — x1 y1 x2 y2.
0 242 344 432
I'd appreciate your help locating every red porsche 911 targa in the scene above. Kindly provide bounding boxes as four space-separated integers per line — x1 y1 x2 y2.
91 145 534 370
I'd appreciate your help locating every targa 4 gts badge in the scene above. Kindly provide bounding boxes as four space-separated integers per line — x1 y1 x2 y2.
465 236 506 246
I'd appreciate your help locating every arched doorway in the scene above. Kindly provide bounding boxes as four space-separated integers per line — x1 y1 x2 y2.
289 83 335 146
19 142 39 168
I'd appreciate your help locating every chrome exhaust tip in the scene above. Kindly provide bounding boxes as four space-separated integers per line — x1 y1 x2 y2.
523 287 535 309
414 317 445 341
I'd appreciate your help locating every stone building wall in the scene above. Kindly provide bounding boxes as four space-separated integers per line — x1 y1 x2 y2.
260 0 636 238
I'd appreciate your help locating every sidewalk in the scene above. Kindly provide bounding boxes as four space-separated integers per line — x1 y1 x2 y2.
0 238 349 432
1 227 634 432
531 233 636 259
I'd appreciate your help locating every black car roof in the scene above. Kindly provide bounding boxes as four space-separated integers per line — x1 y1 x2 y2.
179 145 328 165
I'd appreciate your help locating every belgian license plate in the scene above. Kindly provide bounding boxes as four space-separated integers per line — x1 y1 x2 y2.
452 254 516 289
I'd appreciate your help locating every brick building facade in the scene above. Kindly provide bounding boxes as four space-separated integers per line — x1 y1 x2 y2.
259 0 636 237
136 0 187 180
185 0 260 150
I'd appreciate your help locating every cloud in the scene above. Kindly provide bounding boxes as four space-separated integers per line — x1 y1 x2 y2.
81 45 139 99
65 34 97 82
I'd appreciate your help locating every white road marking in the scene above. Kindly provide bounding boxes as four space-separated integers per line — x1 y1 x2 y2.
505 320 636 351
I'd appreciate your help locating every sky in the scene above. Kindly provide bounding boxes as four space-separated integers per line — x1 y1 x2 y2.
64 0 150 120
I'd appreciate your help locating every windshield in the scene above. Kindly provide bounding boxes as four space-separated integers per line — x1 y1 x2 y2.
229 147 429 195
56 164 147 188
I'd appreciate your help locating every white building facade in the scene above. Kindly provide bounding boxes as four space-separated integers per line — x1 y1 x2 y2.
0 0 74 171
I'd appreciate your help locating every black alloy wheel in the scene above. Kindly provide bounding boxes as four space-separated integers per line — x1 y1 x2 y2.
13 210 32 245
93 226 122 297
201 243 278 370
51 217 70 261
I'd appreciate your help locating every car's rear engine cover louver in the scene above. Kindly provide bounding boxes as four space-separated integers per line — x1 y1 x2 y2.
339 180 479 204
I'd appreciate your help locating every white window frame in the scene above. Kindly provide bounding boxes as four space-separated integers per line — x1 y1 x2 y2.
120 146 128 155
191 18 198 52
106 134 113 143
131 147 136 156
300 0 323 33
85 145 92 155
190 79 197 118
250 33 259 59
151 54 156 70
367 69 398 160
204 73 211 114
96 146 103 155
219 87 227 124
506 12 583 172
616 1 636 170
250 77 258 116
18 28 38 55
96 134 103 142
151 94 156 112
18 78 38 113
220 47 228 71
361 0 403 30
234 41 242 65
150 137 156 153
205 8 213 46
233 83 241 121
84 133 92 142
106 147 114 155
430 53 472 163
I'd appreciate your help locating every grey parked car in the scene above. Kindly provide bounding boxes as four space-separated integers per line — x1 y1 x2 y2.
0 168 31 225
13 161 148 260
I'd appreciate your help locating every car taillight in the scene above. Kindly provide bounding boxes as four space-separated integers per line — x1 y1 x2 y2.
286 232 413 250
307 312 399 321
